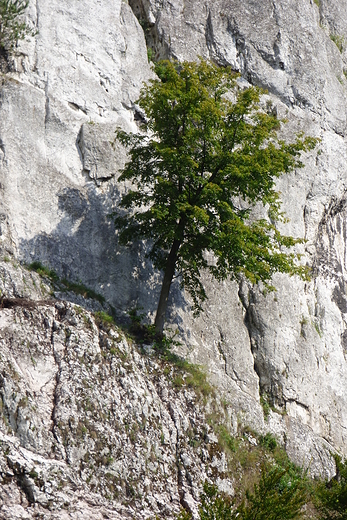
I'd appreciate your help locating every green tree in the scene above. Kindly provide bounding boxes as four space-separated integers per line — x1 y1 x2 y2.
316 455 347 519
236 465 308 520
114 59 317 335
0 0 35 50
176 467 308 520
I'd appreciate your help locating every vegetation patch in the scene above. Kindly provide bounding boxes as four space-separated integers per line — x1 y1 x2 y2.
168 357 214 398
214 424 238 454
180 417 347 520
259 392 286 419
260 394 271 419
0 0 37 51
315 454 347 518
330 33 345 53
175 424 321 520
108 307 215 400
259 432 277 451
28 261 105 304
94 310 115 331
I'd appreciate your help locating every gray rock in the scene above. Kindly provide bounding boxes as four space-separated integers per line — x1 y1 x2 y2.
133 0 347 475
0 0 347 509
78 121 131 183
0 300 234 518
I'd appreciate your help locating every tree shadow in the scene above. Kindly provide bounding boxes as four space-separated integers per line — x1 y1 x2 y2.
18 183 187 325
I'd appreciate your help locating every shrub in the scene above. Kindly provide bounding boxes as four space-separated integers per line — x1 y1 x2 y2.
237 464 308 520
0 0 36 50
259 432 277 452
176 464 308 520
316 455 347 519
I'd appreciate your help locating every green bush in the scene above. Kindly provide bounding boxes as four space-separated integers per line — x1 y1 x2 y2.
237 464 307 520
259 432 277 452
0 0 36 50
316 455 347 519
176 464 308 520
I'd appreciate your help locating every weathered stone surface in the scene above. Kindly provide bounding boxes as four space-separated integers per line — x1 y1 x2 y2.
1 0 347 514
0 299 234 518
78 122 129 182
130 0 347 475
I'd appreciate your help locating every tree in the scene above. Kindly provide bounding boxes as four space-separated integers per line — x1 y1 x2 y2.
176 466 308 520
114 59 317 335
316 455 347 519
0 0 35 51
236 465 307 520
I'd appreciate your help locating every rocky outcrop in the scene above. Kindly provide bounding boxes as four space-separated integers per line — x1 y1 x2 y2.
126 0 347 474
1 0 347 515
0 291 236 519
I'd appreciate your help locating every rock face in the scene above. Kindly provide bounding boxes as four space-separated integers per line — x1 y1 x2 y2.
1 0 347 515
0 296 234 519
113 0 347 474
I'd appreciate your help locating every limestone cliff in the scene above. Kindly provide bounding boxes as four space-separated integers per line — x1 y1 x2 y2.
0 295 235 519
1 0 347 517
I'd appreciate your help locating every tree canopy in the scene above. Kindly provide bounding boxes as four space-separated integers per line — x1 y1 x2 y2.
114 59 317 334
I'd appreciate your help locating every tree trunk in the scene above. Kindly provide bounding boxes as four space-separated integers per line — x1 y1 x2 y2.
154 239 181 336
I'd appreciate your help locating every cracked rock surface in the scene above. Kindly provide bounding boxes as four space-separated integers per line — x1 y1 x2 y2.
0 296 235 518
0 0 347 511
127 0 347 475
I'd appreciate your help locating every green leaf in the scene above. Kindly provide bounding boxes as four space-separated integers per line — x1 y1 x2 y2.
113 58 318 330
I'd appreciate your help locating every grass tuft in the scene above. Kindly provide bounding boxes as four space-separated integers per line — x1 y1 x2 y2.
28 261 105 304
94 311 115 331
28 261 59 282
330 33 345 53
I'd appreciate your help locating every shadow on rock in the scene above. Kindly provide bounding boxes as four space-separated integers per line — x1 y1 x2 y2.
18 183 187 325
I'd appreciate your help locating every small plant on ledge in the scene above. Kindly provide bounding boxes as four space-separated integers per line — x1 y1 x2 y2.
0 0 36 51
